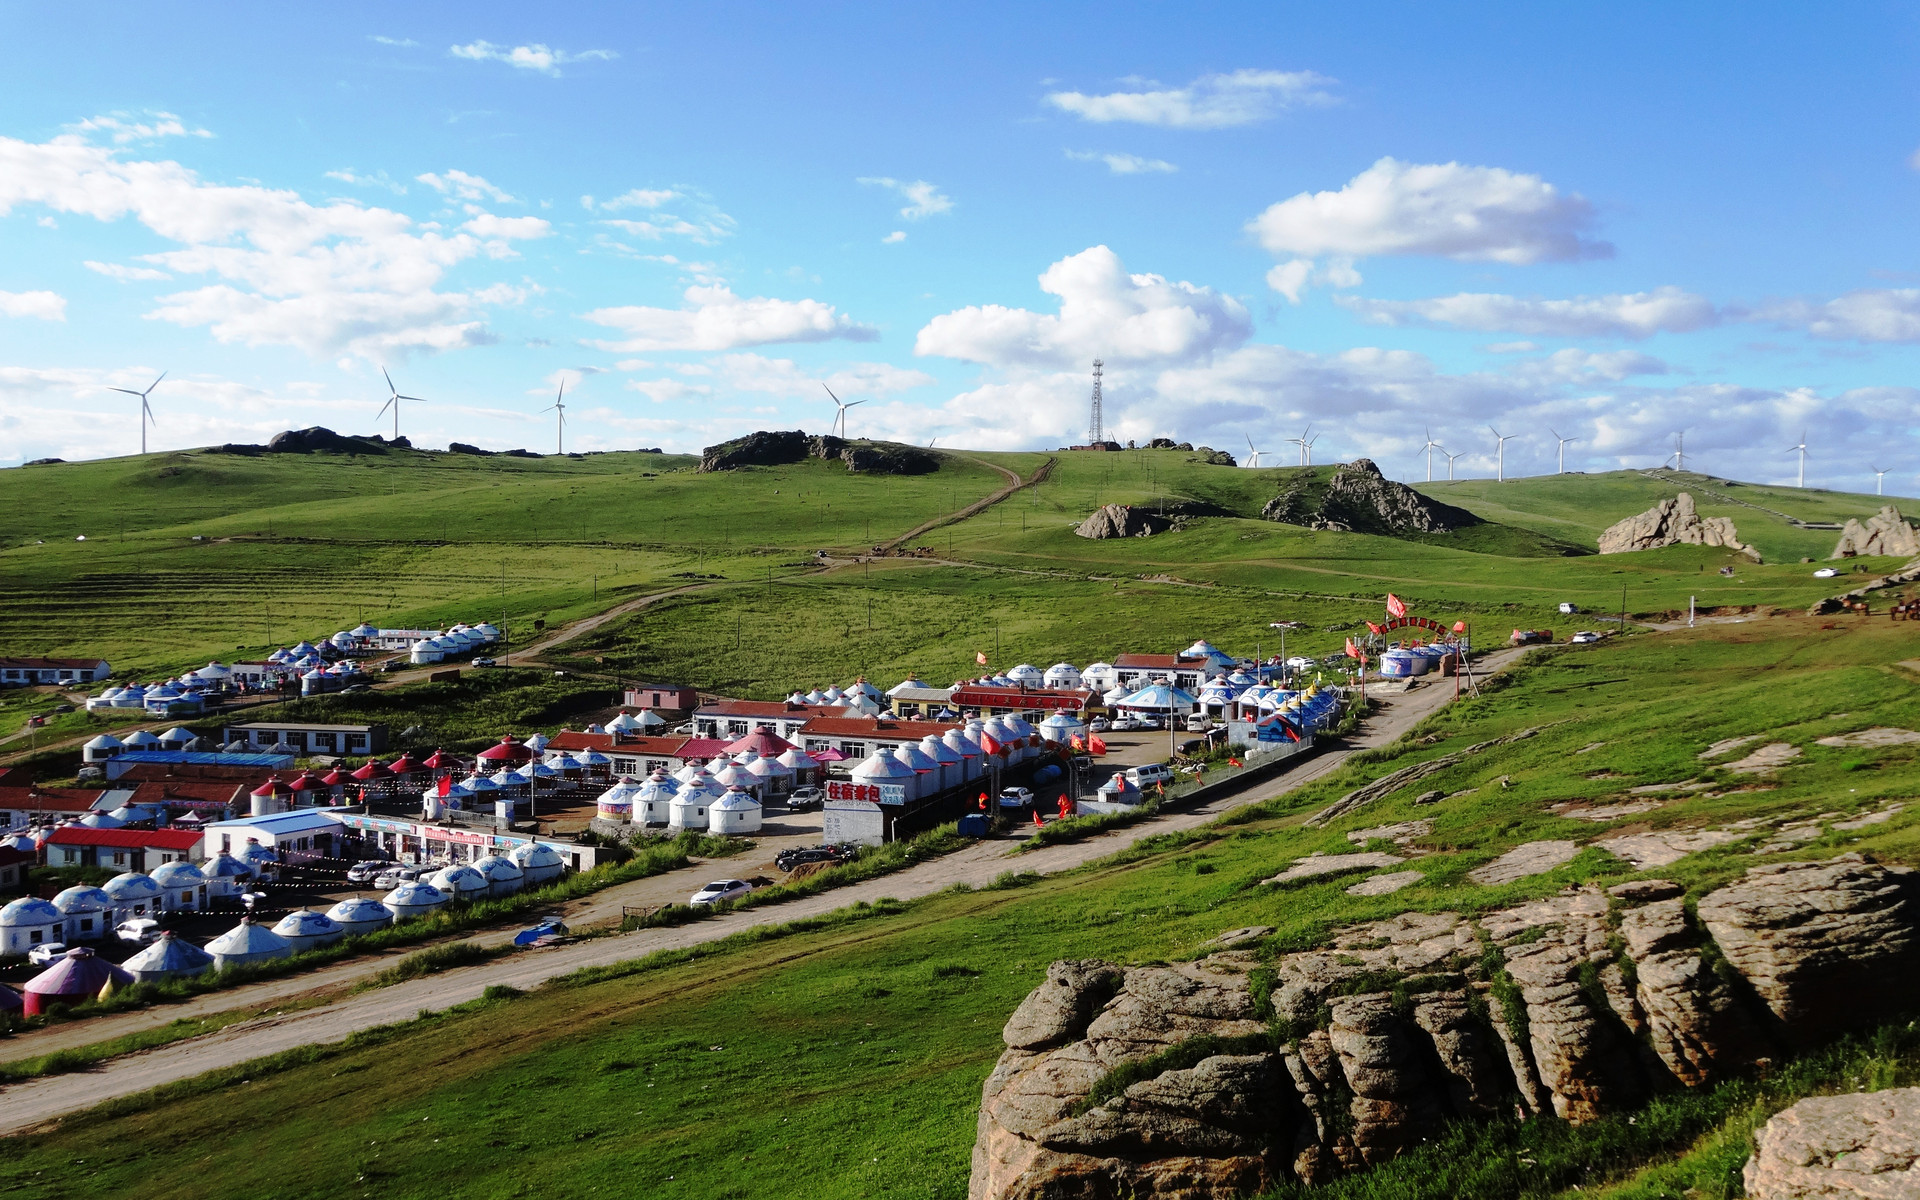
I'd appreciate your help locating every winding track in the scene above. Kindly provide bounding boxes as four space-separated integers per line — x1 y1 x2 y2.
0 649 1520 1135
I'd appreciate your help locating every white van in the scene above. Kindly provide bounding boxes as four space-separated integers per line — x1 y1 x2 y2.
1127 763 1176 788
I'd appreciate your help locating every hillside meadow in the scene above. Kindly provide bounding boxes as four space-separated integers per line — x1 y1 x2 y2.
9 615 1920 1198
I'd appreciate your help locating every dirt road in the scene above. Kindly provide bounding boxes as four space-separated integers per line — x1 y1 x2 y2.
0 650 1516 1134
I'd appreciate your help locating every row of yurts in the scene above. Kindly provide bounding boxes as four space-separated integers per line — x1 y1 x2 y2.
0 841 568 993
81 622 502 716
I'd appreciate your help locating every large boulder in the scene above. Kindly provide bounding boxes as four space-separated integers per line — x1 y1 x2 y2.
1598 493 1757 558
1076 504 1170 539
265 426 395 455
1832 506 1920 559
698 429 937 475
1745 1088 1920 1199
1262 459 1480 535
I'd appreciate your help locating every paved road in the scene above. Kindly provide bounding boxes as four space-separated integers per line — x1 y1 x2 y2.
0 650 1518 1135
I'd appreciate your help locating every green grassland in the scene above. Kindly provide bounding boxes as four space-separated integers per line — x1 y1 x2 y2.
10 614 1920 1198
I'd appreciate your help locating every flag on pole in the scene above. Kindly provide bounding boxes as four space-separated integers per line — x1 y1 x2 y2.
1386 593 1407 618
1345 638 1360 659
437 774 451 797
1057 795 1072 818
1087 734 1107 755
976 651 989 666
978 792 989 810
1031 809 1044 828
1366 620 1385 634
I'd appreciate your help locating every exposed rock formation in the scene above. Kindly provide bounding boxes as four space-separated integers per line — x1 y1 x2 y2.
1075 504 1171 539
1598 492 1758 559
698 429 939 474
447 441 493 456
1745 1088 1920 1199
1832 505 1920 559
23 457 63 466
1262 459 1480 535
265 426 398 455
971 858 1920 1200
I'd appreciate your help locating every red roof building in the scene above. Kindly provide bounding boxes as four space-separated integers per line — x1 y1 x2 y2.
0 785 107 825
108 761 278 785
0 657 111 686
948 685 1096 716
544 731 696 778
795 716 963 762
44 826 205 871
124 780 247 814
693 700 847 742
621 682 700 712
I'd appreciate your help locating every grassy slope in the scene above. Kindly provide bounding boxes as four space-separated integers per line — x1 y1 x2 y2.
11 615 1920 1198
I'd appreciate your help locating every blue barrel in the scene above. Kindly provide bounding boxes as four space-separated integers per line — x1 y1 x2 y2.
958 813 990 838
1031 764 1062 786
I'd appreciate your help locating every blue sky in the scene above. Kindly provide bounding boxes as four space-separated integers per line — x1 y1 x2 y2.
4 2 1920 490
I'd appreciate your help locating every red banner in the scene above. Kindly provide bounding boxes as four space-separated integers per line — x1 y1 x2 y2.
826 781 883 803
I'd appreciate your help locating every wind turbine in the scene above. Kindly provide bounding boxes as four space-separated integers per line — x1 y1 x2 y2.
542 378 568 455
1443 449 1464 481
1286 426 1318 467
375 368 425 440
1421 427 1442 482
1786 431 1808 488
1873 465 1890 496
824 384 865 439
109 371 164 455
1666 432 1687 473
1244 434 1271 469
1489 426 1516 482
1550 428 1579 474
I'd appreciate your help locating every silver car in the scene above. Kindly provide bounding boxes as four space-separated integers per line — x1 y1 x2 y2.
689 879 752 906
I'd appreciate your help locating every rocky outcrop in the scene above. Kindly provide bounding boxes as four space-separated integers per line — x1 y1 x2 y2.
1262 459 1480 535
265 426 398 455
447 441 493 456
1598 492 1758 559
1075 504 1171 539
698 429 939 474
1832 505 1920 559
22 457 63 466
1745 1088 1920 1199
971 858 1920 1199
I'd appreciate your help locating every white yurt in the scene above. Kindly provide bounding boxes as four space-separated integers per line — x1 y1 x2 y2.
0 897 64 956
845 678 885 705
852 747 919 802
199 853 254 899
886 677 932 698
943 727 984 781
920 734 963 792
122 931 215 983
776 746 821 788
158 725 200 750
77 809 127 830
429 864 490 904
1097 773 1143 805
979 717 1019 762
1042 662 1083 689
1005 664 1045 688
1039 711 1088 744
383 880 450 921
710 757 751 790
708 786 763 835
51 886 115 942
103 872 164 920
272 909 346 953
204 917 293 971
893 743 939 793
605 712 645 734
510 841 566 885
82 733 125 763
150 860 208 911
237 840 279 875
326 896 394 937
1004 714 1042 755
595 777 638 822
672 760 707 786
1080 662 1116 692
842 691 882 717
472 853 526 898
409 638 442 665
524 732 551 754
123 729 163 752
745 751 791 796
668 780 715 831
822 684 846 704
633 770 679 828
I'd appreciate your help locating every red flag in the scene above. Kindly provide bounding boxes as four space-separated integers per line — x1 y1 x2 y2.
978 792 989 810
980 734 1003 756
1229 757 1242 768
437 774 451 797
1087 734 1106 755
976 651 989 666
1366 621 1384 634
1345 638 1360 659
358 786 368 803
1057 796 1072 818
1069 734 1084 751
1386 593 1407 618
1031 809 1044 828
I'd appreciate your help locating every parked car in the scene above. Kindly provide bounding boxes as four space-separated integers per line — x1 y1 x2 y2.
1569 631 1603 645
1134 715 1163 730
115 918 162 945
1559 602 1580 614
343 683 371 693
785 785 824 810
1184 714 1212 732
49 703 74 714
1285 656 1317 672
1088 717 1111 732
373 865 423 890
27 941 67 966
1510 629 1554 646
1127 763 1177 788
776 844 858 871
1813 567 1838 578
347 860 398 883
1109 717 1141 732
689 879 752 906
998 786 1035 807
472 656 497 668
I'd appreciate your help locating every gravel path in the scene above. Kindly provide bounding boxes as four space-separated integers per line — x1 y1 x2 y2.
0 652 1515 1135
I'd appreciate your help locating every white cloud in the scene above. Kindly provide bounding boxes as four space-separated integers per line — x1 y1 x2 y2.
1249 158 1611 275
914 245 1251 368
1066 150 1177 175
1759 289 1920 343
0 290 65 320
1266 260 1313 304
625 378 713 403
882 231 906 244
370 36 418 48
584 188 679 211
691 353 933 398
462 212 551 241
1500 348 1670 385
1341 286 1717 338
858 177 953 220
1046 69 1334 129
0 132 545 360
326 168 407 194
67 112 212 145
449 41 617 75
600 216 733 244
84 260 171 282
416 169 514 203
584 283 879 352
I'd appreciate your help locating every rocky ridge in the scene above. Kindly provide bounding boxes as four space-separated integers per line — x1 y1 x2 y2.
1075 504 1172 539
1831 505 1920 559
1261 459 1480 535
1598 492 1760 559
698 429 939 475
970 856 1919 1199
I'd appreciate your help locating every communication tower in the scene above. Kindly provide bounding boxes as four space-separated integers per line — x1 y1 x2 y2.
1086 359 1105 445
